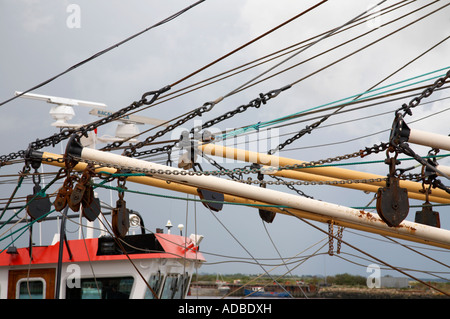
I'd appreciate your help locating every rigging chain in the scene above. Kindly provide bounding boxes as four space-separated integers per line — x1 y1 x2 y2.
119 85 291 158
62 141 425 187
396 68 450 117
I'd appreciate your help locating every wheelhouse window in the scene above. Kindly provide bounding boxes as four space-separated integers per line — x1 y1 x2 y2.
160 273 191 299
17 278 45 299
160 274 179 299
66 276 134 299
144 271 163 299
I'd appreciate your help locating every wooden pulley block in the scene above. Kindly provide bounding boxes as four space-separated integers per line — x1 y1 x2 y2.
68 195 81 212
112 199 129 238
70 183 86 207
376 176 409 227
54 186 71 212
68 183 85 212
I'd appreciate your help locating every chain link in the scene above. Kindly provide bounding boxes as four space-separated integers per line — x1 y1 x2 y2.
39 139 426 188
125 85 291 158
328 221 344 256
193 85 291 136
397 69 450 117
122 101 216 158
64 149 398 187
268 116 326 155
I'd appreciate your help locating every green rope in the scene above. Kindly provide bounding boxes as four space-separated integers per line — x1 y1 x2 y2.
0 171 61 232
220 66 450 140
93 181 290 209
296 153 450 169
352 203 450 210
0 171 63 250
0 173 27 221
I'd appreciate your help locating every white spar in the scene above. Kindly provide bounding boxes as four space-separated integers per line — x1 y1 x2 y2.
408 128 450 151
69 143 450 249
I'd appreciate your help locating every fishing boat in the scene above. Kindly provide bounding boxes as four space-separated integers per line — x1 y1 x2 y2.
244 287 290 298
216 273 231 295
0 221 205 299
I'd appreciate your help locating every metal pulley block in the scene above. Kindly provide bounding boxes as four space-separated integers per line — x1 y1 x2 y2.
26 162 51 221
255 166 276 223
376 151 409 227
82 197 101 222
259 209 276 223
26 185 52 222
112 199 129 238
197 188 224 212
81 183 93 207
376 176 409 227
415 201 440 228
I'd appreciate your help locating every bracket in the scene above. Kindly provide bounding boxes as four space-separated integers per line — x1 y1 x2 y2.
389 114 410 147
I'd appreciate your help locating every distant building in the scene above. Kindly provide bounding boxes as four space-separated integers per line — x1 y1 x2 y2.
380 277 409 288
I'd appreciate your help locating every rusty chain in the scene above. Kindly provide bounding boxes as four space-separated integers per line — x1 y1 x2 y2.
396 68 450 117
63 140 427 187
122 85 291 158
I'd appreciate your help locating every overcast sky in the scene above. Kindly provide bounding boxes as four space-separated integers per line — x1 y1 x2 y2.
1 0 449 281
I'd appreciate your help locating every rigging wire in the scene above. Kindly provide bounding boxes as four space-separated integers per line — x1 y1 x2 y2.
221 238 329 298
268 91 450 141
222 0 388 99
383 236 450 270
229 95 450 153
126 2 448 157
235 1 450 94
204 205 293 297
129 86 450 163
334 253 450 282
282 208 450 296
0 0 206 108
112 0 421 152
281 95 450 153
218 68 450 141
237 243 328 299
98 1 332 150
190 3 450 156
153 0 415 105
170 0 329 88
125 0 396 143
260 219 310 298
